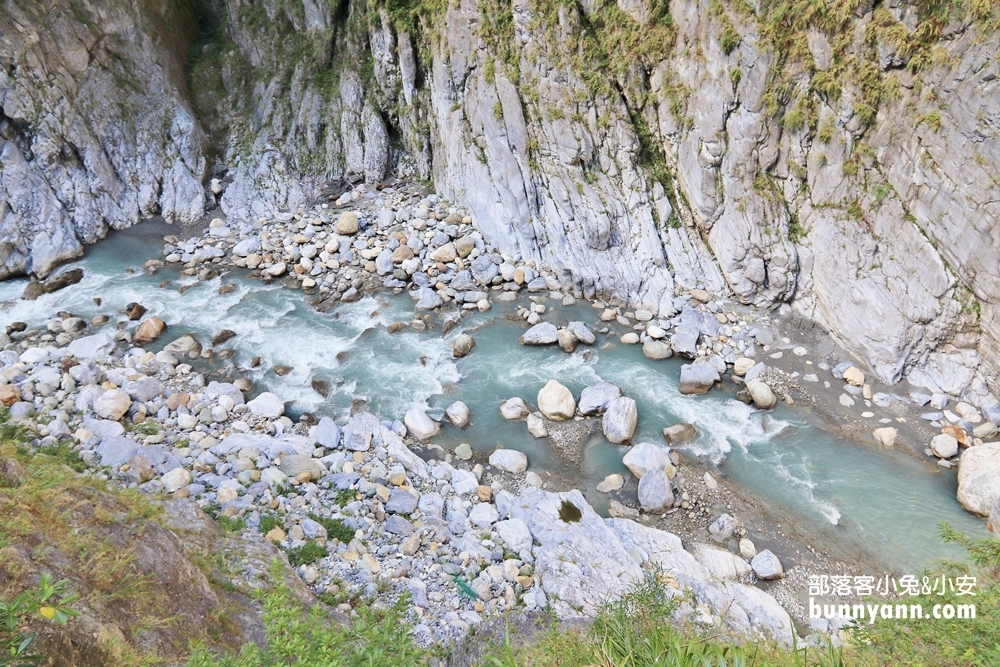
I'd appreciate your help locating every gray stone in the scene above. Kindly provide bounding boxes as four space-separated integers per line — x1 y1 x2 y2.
519 322 558 345
385 514 413 536
602 396 638 444
66 332 116 360
637 468 673 514
96 437 140 469
751 550 784 580
386 489 418 514
566 321 595 345
744 362 767 383
314 417 341 448
451 468 479 495
495 518 533 552
671 325 699 358
708 514 738 538
578 382 621 415
931 433 958 458
622 442 670 479
526 413 547 437
678 362 720 395
279 455 324 481
301 519 327 540
469 502 499 528
415 287 442 310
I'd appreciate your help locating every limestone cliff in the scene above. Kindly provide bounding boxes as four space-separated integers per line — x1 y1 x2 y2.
0 0 208 278
2 0 999 403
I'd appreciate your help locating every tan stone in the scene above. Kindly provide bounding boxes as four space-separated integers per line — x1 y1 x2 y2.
336 211 359 235
134 316 166 345
843 367 865 386
0 385 21 407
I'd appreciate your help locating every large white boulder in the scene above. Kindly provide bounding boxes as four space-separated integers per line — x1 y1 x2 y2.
404 408 440 440
746 380 777 410
537 380 575 420
489 448 528 473
958 443 1000 515
751 550 784 580
500 397 530 420
247 392 284 418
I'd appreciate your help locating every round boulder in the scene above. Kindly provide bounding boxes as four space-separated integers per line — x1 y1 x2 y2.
642 340 672 360
500 397 530 420
931 433 959 459
872 427 898 447
94 389 132 421
404 408 440 440
335 211 360 234
746 380 777 410
662 423 696 444
751 550 784 580
445 401 471 428
489 448 528 473
134 316 166 345
452 334 475 358
537 380 575 421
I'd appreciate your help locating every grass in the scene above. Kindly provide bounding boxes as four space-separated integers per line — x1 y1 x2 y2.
215 515 246 535
0 409 172 665
32 440 87 472
850 523 1000 666
484 573 847 667
186 563 428 667
485 526 1000 667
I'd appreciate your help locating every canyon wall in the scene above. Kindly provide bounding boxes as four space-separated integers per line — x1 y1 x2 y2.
2 0 999 403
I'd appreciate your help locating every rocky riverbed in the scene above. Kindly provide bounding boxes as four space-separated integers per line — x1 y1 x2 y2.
2 181 1000 650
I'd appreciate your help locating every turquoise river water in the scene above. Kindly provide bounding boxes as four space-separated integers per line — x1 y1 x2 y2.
0 220 988 573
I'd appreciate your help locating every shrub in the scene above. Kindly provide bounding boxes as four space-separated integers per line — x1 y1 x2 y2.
307 514 355 544
284 541 327 567
2 574 80 667
187 562 426 667
258 513 281 535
